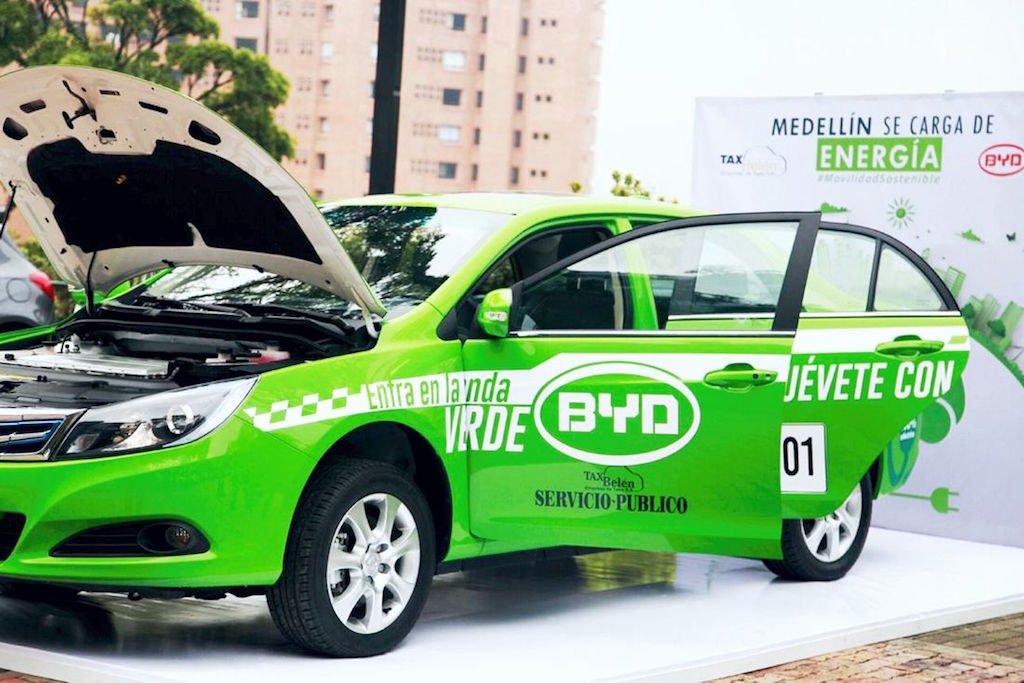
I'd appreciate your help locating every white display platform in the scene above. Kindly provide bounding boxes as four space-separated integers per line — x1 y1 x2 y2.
1 529 1022 683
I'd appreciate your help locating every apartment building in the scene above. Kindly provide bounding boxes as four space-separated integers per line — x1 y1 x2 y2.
204 0 604 199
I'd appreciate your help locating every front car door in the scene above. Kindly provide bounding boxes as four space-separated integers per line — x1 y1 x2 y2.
459 213 820 559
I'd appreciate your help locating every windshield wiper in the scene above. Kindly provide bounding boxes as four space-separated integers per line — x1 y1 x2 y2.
104 295 355 340
224 302 353 333
109 294 253 317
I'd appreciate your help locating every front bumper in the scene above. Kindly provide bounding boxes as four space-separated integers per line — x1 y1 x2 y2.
0 416 315 589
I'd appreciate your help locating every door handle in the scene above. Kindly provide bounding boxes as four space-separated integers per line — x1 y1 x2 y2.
703 363 778 390
875 335 944 358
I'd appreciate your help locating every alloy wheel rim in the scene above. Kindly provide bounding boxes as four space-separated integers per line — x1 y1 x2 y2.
800 485 862 563
326 492 420 634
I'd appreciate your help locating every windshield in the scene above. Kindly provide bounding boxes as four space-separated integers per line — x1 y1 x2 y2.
126 205 508 319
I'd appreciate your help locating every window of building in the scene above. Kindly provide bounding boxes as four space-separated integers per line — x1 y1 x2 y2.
518 55 526 74
548 57 555 64
313 189 324 199
442 50 466 71
366 119 373 135
513 130 521 148
318 117 329 134
481 15 487 33
473 127 481 145
370 42 378 62
368 80 375 98
438 125 461 144
471 164 479 181
438 162 457 179
365 156 372 173
541 170 547 177
515 93 524 111
321 42 334 61
510 166 520 185
373 2 379 21
475 90 483 107
236 0 259 17
320 79 332 97
534 94 542 102
274 38 288 54
448 12 466 30
551 19 557 26
530 169 537 177
299 38 312 54
478 53 485 71
234 37 258 51
540 18 546 26
521 17 529 35
545 95 552 102
442 88 462 106
543 132 550 140
323 3 333 21
316 153 326 171
276 0 289 14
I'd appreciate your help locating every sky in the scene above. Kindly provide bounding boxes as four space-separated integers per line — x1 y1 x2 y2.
592 0 1024 203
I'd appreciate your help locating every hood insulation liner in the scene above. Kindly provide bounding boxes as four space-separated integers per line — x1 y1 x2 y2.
26 138 321 264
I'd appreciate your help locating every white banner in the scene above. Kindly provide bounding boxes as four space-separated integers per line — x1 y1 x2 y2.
692 93 1024 547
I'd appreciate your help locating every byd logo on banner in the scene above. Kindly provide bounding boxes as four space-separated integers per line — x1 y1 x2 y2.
978 143 1024 176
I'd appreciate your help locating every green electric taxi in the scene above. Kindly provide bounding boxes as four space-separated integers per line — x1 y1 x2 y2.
0 67 969 656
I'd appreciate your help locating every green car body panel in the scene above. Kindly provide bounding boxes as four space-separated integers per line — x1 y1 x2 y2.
0 194 968 588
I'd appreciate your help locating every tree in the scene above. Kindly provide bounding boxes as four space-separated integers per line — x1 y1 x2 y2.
570 171 678 203
1 0 294 160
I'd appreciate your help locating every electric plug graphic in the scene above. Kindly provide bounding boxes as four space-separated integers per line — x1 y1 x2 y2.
890 486 960 514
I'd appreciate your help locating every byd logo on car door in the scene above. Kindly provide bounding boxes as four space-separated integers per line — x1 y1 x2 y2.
534 362 700 466
978 143 1024 176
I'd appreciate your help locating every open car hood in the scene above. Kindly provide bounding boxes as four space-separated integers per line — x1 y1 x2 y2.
0 66 384 316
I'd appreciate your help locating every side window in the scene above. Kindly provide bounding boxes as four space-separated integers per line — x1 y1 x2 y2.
458 226 610 331
801 230 876 313
688 224 795 316
514 222 798 332
873 245 945 311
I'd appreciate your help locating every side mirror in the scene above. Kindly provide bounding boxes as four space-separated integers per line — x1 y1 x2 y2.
477 288 513 338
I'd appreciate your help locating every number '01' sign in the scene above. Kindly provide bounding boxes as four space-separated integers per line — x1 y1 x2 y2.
780 424 827 493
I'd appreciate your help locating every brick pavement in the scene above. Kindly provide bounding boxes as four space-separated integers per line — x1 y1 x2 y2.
717 613 1024 682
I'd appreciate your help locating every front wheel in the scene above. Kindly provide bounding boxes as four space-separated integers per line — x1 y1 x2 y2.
764 474 873 581
268 459 436 657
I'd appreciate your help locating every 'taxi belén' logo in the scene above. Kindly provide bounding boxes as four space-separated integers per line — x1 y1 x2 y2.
534 362 700 466
817 137 942 172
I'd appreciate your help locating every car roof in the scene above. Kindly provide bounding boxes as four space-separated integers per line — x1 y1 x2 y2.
321 192 700 220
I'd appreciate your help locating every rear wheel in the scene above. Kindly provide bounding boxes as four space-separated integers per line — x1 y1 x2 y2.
268 459 435 657
764 474 872 581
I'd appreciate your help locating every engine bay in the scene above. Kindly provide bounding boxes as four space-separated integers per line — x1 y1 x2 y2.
0 306 374 409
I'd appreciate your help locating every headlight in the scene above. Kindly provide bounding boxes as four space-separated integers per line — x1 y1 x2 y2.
54 377 257 460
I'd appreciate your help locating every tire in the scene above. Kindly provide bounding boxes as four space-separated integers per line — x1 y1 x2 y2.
764 474 873 581
268 459 436 657
0 581 80 602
